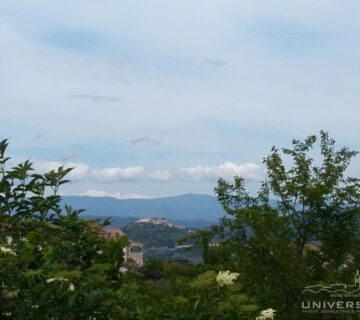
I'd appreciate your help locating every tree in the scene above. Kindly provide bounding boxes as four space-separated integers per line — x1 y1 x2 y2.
213 131 360 319
0 139 129 319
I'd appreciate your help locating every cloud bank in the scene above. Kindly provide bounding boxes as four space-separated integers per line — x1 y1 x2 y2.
180 162 262 182
34 159 260 184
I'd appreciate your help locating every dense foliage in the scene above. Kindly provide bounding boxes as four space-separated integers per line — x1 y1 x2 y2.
207 131 360 319
123 222 192 249
123 222 202 262
0 139 131 319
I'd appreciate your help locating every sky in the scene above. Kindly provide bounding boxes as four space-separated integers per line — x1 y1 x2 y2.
1 0 360 199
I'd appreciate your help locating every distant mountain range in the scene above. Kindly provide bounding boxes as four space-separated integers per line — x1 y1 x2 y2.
62 193 225 224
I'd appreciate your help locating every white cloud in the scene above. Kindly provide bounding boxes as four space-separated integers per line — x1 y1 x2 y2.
25 158 262 185
148 170 172 181
67 162 90 181
180 162 262 182
91 166 144 182
33 160 146 183
34 159 89 182
78 189 107 197
77 189 152 199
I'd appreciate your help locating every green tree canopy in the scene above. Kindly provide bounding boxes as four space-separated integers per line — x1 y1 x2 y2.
0 139 129 319
213 131 360 319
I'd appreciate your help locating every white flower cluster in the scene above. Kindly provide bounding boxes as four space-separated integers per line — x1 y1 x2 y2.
216 271 239 287
256 308 276 320
47 277 68 283
0 246 16 256
47 277 75 291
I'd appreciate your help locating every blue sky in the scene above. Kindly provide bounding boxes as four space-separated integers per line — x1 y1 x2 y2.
1 0 360 198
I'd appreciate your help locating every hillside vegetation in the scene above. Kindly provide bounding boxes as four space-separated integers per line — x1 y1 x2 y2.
123 222 192 248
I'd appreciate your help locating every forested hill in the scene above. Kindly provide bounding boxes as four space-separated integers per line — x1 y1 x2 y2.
62 193 224 222
123 222 193 249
